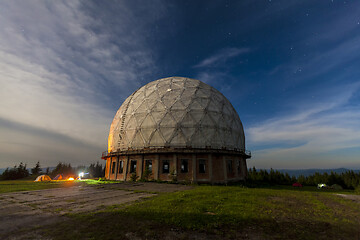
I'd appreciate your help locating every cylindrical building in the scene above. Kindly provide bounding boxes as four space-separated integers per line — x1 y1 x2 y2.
102 77 250 183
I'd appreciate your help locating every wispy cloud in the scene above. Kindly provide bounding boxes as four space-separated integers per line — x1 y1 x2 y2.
0 1 167 167
247 83 360 169
194 47 250 68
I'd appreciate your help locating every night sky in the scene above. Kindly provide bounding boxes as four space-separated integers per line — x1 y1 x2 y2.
1 0 360 169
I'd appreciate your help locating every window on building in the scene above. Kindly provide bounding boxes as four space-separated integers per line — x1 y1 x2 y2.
145 160 152 172
227 159 233 174
111 161 116 174
237 160 241 174
130 160 137 173
199 159 206 173
181 159 188 173
118 160 123 174
162 160 169 173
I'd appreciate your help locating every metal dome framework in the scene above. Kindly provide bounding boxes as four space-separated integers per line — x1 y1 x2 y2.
108 77 245 152
103 77 250 183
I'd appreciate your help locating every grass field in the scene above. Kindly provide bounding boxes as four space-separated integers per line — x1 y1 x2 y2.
0 180 79 193
40 185 360 240
0 179 119 194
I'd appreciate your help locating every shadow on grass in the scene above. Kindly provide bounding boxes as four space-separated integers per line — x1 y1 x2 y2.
41 210 360 240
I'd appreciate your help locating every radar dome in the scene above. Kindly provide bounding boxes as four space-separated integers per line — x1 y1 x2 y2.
108 77 245 152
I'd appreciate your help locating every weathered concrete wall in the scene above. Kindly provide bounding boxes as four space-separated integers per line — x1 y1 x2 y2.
104 152 247 183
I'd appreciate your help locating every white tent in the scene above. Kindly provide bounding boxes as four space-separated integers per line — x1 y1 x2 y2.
34 175 52 182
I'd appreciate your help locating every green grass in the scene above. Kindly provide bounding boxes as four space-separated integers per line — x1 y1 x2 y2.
0 179 119 194
0 180 78 193
42 186 360 240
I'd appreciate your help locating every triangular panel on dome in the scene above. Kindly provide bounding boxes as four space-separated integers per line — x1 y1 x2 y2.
145 83 157 97
233 117 242 131
180 97 193 108
171 110 186 122
140 128 154 145
132 88 145 102
223 114 234 129
234 134 242 150
208 112 221 124
160 112 176 127
169 129 186 147
203 126 216 145
223 104 233 115
181 127 196 142
198 81 212 90
124 115 137 130
224 130 235 148
146 90 158 103
125 129 137 146
216 129 226 147
131 131 145 149
152 101 166 112
189 99 204 111
136 101 148 113
141 114 156 128
181 87 197 102
195 88 209 98
157 78 171 88
131 93 145 110
197 97 210 109
218 115 227 129
211 90 224 103
134 113 147 126
207 99 221 112
145 97 157 110
191 128 205 148
171 79 185 89
201 113 215 126
190 111 204 124
149 129 165 147
159 127 175 143
171 100 186 111
158 85 170 96
184 79 200 88
162 92 178 109
181 112 195 126
151 111 164 124
211 129 223 149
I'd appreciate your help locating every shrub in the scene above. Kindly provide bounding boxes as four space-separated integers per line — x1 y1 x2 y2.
130 172 138 182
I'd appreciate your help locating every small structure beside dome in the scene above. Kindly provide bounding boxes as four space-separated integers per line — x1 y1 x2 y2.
102 77 251 183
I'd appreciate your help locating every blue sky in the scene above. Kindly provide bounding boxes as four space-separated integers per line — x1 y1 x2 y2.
0 0 359 169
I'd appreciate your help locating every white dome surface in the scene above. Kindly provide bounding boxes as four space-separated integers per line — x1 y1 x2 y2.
108 77 245 152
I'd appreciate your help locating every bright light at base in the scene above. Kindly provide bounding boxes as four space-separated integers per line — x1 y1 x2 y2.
79 172 84 178
67 177 74 181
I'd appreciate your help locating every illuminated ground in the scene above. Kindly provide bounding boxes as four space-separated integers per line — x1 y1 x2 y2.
0 182 192 239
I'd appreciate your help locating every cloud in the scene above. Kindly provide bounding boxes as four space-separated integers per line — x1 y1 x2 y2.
0 1 167 167
247 83 360 169
194 48 250 68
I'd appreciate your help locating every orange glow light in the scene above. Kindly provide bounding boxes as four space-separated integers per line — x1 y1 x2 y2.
67 177 75 181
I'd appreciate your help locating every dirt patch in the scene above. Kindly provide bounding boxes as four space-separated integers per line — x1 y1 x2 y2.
336 194 360 203
0 182 192 240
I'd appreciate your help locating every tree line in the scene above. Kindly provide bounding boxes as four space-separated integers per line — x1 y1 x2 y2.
247 167 360 189
0 162 105 180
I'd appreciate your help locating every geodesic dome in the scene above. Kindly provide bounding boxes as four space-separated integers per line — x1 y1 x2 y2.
108 77 245 152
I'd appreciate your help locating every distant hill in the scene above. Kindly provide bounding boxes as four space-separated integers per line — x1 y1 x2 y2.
276 168 360 177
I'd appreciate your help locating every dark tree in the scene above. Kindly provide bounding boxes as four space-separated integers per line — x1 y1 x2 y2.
31 161 42 175
0 162 29 180
88 162 104 178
